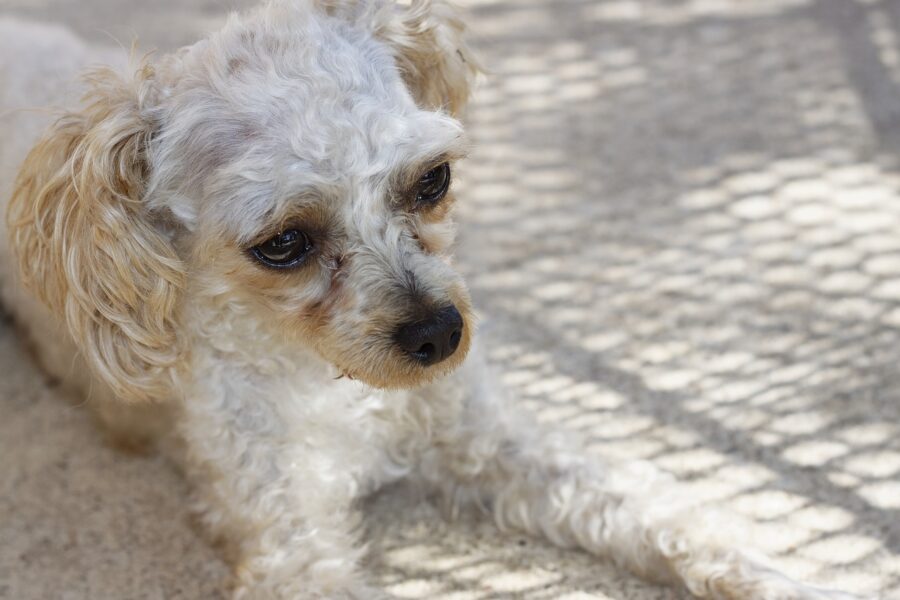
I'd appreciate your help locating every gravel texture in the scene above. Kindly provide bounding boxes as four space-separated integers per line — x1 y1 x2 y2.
1 1 900 598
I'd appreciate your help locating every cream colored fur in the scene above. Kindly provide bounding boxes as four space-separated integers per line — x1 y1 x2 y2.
0 2 869 599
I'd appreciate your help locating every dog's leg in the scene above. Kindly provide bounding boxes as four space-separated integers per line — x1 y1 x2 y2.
417 356 863 600
186 450 381 600
176 388 386 600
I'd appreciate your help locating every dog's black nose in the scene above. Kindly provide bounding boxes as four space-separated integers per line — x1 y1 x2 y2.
395 306 464 366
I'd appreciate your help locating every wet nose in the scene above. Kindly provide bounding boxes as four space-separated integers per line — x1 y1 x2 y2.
395 306 464 366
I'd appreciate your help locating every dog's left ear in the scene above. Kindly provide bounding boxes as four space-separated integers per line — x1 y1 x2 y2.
7 62 184 403
373 0 481 116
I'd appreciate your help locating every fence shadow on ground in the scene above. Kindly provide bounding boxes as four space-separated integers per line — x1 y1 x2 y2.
364 0 900 598
0 0 899 599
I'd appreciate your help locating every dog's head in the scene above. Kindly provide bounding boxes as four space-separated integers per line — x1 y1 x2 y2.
7 0 480 400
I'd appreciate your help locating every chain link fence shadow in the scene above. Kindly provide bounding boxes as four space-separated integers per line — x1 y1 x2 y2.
1 0 899 599
364 0 900 598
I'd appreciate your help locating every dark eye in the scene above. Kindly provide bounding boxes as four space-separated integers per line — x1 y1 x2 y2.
415 162 451 206
251 229 312 269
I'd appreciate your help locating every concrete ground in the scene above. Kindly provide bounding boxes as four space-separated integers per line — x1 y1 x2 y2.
1 0 900 598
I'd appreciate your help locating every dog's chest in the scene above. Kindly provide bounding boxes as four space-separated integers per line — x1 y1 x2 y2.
281 383 425 492
183 368 436 498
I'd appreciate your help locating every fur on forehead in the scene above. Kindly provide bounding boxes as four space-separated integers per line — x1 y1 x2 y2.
145 0 469 240
198 111 467 245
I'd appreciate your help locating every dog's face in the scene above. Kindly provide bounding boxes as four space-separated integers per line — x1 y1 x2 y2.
154 4 475 387
9 0 480 399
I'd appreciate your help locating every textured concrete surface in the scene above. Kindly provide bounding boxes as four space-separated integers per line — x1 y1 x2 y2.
2 0 900 598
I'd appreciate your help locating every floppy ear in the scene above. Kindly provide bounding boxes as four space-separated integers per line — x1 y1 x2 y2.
7 63 184 403
375 0 481 117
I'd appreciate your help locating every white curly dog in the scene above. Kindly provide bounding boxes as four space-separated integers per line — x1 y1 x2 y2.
0 1 866 598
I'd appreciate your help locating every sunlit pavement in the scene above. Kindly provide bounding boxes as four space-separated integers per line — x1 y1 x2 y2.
1 1 899 598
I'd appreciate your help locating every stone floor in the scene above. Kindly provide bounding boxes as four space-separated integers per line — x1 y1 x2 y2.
1 0 900 598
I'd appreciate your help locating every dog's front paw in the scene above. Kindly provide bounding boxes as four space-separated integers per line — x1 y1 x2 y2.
701 565 874 600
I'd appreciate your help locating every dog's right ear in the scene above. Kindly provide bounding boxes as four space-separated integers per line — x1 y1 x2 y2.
376 0 481 117
319 0 481 116
7 62 184 403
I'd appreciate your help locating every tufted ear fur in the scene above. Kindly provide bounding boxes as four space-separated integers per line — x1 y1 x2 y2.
322 0 481 116
378 0 480 116
7 63 184 403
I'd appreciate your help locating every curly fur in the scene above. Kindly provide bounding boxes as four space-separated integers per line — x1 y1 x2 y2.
8 61 184 402
0 2 868 599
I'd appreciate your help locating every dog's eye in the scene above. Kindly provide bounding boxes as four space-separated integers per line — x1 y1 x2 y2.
251 229 312 269
415 162 451 206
